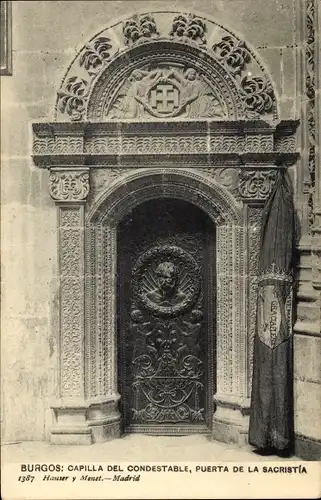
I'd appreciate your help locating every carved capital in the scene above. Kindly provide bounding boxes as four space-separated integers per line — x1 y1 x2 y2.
238 169 277 200
49 168 90 202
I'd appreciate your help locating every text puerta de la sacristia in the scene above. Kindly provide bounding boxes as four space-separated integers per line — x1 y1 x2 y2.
17 463 308 483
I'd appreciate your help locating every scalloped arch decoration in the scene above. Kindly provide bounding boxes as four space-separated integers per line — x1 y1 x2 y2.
55 10 279 123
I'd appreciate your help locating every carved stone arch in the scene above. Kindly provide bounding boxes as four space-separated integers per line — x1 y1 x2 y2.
84 167 246 441
86 40 244 121
55 9 280 123
88 169 242 226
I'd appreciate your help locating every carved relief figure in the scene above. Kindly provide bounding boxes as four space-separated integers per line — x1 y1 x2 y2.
107 66 225 119
175 309 203 359
130 309 158 369
110 68 162 118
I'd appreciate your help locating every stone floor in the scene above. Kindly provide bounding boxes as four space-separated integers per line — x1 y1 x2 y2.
2 435 299 462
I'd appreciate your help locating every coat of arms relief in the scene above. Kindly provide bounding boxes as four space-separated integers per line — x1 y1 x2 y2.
106 65 227 119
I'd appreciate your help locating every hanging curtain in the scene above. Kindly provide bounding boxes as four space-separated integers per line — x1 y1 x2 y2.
249 169 295 454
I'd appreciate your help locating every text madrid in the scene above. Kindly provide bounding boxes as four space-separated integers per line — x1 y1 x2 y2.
20 464 308 474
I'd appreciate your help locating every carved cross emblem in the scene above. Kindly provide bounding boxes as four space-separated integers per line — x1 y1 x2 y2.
149 83 179 114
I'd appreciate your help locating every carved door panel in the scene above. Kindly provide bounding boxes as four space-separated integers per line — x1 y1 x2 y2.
117 199 215 434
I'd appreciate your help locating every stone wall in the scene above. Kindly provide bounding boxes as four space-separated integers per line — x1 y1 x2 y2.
1 0 320 456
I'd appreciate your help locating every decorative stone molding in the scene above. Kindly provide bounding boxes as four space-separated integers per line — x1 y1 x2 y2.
49 169 90 202
90 169 241 226
85 169 249 441
59 205 85 398
33 120 299 169
199 167 240 200
306 0 316 230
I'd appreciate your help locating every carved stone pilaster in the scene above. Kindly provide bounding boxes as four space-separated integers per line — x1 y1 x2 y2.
212 224 249 446
247 205 263 396
49 168 92 444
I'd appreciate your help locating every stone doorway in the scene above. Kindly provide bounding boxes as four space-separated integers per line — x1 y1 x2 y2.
30 9 299 445
117 199 216 435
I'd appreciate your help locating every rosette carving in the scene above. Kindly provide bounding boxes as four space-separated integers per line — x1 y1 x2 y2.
170 14 207 45
123 14 159 45
212 35 251 75
49 170 90 202
241 76 274 116
57 76 89 121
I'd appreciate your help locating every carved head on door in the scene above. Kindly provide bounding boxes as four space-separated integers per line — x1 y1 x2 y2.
154 261 179 298
132 245 201 318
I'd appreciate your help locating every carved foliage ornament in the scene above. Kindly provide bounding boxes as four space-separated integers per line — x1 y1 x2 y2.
79 37 113 75
123 14 159 45
57 76 89 121
170 14 207 45
241 76 274 117
107 66 226 119
211 36 275 117
212 35 251 76
49 170 90 201
238 170 277 200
